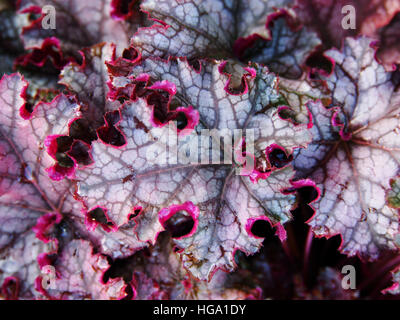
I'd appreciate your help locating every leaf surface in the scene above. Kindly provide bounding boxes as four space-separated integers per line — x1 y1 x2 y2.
77 58 312 280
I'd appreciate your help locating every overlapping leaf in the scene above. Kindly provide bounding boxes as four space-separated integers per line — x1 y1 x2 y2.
38 239 127 299
132 0 285 59
0 73 85 298
0 74 81 248
63 201 148 259
0 231 54 299
60 42 121 128
293 37 400 258
131 0 319 78
18 0 149 56
0 73 136 299
240 12 321 79
104 233 262 300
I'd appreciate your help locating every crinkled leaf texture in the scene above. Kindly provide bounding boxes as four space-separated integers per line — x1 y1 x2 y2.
77 58 312 280
241 12 321 79
293 37 400 259
132 0 288 59
59 42 121 128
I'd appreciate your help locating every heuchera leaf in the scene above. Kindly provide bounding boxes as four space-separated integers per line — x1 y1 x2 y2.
0 73 80 245
293 37 400 259
240 10 321 79
0 231 54 299
64 201 148 259
278 74 331 125
132 0 286 59
104 233 262 299
76 57 312 280
119 233 191 299
18 0 149 56
0 73 84 298
131 0 320 78
0 73 133 299
59 42 121 129
37 239 128 299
